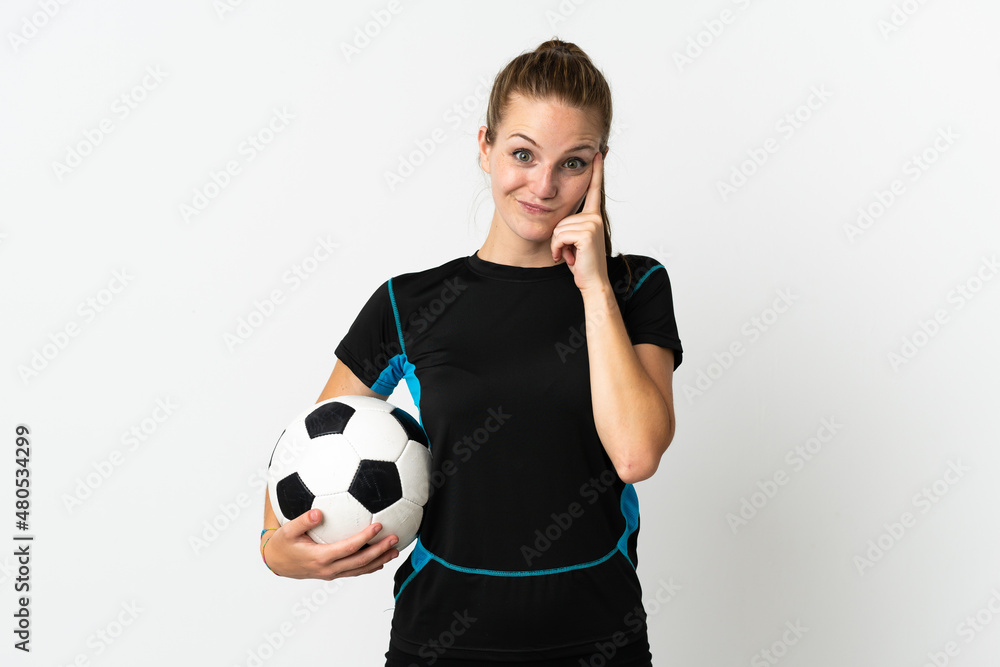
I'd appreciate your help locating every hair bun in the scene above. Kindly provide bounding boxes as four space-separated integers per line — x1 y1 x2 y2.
537 38 579 56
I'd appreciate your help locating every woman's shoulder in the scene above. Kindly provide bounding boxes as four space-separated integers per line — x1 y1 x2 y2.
380 254 470 297
610 251 667 270
392 254 466 279
607 252 670 299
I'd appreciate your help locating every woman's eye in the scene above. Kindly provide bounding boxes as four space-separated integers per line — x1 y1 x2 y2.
510 150 586 169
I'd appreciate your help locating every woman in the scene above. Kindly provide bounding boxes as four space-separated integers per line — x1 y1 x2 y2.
260 39 683 666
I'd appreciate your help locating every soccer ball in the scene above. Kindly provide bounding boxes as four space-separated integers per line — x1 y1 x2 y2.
267 395 431 550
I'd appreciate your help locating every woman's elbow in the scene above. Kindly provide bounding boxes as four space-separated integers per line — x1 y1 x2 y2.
615 450 662 484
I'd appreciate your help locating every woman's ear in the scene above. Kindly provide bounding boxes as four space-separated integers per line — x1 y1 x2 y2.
477 126 491 174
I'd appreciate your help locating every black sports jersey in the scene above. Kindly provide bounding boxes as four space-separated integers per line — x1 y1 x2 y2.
334 250 682 662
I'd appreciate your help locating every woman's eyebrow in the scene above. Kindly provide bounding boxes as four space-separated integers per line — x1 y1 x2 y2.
507 132 596 154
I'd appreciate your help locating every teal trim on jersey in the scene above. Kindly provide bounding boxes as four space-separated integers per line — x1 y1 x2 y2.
388 277 406 356
625 264 664 302
616 483 639 569
394 531 633 602
394 537 433 603
371 354 407 396
394 486 641 600
376 279 430 450
400 356 429 450
425 540 618 577
371 354 431 449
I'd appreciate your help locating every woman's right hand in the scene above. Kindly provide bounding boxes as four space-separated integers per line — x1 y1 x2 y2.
262 509 400 580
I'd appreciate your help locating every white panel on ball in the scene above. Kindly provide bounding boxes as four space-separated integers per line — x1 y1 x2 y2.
296 438 361 496
310 493 373 544
396 439 432 506
343 409 409 462
372 498 423 550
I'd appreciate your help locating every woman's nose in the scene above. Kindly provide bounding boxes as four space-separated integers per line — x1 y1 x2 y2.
528 165 558 199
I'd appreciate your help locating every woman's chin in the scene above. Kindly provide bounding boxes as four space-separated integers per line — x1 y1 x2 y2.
514 219 559 240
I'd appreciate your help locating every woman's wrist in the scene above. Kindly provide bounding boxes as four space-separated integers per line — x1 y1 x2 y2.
260 528 279 575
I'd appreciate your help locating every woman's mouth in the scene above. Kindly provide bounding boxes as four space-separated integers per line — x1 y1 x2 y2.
518 200 552 215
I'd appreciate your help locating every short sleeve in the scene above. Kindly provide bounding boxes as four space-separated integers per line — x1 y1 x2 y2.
333 279 405 396
621 258 683 370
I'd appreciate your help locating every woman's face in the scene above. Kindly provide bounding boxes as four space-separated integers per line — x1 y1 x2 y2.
478 94 604 248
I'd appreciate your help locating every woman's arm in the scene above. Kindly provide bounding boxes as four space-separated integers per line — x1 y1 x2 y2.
580 284 676 484
547 152 676 484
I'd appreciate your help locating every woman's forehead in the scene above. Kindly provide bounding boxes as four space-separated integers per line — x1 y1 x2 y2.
499 97 602 147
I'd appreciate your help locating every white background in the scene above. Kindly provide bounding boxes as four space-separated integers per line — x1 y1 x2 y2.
2 1 999 665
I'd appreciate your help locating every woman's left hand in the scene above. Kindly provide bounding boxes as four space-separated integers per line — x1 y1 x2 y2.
550 150 610 293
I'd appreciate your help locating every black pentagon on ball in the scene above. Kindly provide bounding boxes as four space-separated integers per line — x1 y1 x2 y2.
390 407 429 448
305 401 355 439
348 460 402 514
276 472 315 520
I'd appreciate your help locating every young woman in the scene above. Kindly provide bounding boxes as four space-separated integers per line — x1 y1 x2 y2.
260 39 683 666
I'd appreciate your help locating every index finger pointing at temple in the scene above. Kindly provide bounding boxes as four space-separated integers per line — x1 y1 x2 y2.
583 150 604 215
